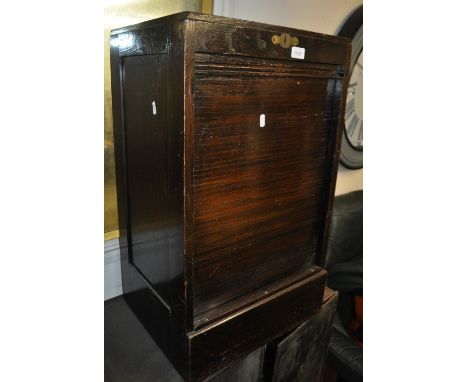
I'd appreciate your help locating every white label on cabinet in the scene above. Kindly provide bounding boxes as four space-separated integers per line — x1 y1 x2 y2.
291 46 305 59
152 100 157 115
259 114 266 127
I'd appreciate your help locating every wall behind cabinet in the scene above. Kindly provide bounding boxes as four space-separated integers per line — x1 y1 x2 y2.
213 0 363 196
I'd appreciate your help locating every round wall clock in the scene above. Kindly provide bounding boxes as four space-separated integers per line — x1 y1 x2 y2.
338 5 363 169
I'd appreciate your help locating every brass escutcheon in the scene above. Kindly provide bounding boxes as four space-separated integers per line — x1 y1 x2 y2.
271 33 299 48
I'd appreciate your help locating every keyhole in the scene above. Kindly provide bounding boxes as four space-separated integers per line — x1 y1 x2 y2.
152 100 157 115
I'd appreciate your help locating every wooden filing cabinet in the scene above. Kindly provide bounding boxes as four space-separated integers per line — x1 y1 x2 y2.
110 12 351 381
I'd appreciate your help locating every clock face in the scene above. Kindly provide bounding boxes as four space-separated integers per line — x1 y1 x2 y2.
338 6 363 169
345 51 363 150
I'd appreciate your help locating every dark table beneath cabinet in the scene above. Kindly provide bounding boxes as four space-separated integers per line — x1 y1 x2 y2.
105 288 337 382
105 295 267 382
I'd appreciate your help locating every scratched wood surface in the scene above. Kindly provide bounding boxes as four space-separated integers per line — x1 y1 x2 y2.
110 12 351 381
192 53 341 325
270 289 338 382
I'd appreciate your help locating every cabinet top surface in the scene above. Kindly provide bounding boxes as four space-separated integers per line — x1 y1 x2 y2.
111 11 350 45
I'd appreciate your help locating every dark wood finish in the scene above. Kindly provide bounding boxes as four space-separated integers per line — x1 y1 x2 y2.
192 53 339 325
189 270 326 380
105 290 336 382
105 295 265 382
206 347 265 382
110 12 351 381
270 288 339 382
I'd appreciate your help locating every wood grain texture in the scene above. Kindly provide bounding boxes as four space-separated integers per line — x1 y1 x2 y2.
110 12 351 381
193 20 347 65
271 288 338 382
188 270 327 381
206 346 265 382
191 53 341 324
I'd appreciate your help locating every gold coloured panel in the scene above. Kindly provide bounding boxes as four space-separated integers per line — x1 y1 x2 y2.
104 0 212 240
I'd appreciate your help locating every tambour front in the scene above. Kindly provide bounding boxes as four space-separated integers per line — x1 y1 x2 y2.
110 12 351 381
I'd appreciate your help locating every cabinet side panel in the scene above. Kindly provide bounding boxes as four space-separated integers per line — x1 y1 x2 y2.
183 19 197 331
123 54 175 308
119 21 187 318
318 44 352 267
111 22 189 379
167 20 189 332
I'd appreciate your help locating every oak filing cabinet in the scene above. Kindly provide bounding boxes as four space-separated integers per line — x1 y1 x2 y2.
110 12 351 381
